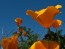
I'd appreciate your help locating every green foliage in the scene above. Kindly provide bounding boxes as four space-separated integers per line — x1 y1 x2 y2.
43 29 65 49
16 26 39 49
17 26 65 49
1 25 65 49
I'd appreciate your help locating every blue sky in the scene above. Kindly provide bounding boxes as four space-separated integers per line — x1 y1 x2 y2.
0 0 65 39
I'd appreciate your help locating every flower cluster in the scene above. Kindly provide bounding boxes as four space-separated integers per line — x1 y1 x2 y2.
1 4 63 49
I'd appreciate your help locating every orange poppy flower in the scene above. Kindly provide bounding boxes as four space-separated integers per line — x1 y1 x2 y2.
15 18 22 26
26 5 62 28
29 40 60 49
8 34 18 49
48 41 60 49
2 38 9 49
2 34 18 49
52 19 62 29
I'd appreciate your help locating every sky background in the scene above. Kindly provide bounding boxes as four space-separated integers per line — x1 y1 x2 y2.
0 0 65 39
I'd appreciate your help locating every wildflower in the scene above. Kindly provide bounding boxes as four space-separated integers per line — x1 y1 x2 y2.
2 38 9 49
8 34 18 49
2 34 18 49
29 40 60 49
26 5 62 28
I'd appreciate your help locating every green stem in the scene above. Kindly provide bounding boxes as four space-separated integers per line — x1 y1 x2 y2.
56 29 60 42
47 28 52 40
56 29 58 33
48 28 50 34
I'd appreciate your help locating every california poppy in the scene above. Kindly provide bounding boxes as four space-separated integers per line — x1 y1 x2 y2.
29 40 60 49
2 34 18 49
2 38 9 49
26 5 62 28
8 34 18 49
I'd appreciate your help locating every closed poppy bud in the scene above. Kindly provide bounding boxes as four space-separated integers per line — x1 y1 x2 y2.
52 19 62 29
15 18 22 26
23 32 27 36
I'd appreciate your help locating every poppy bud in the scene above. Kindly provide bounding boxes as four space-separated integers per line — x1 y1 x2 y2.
52 19 62 29
15 18 22 26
